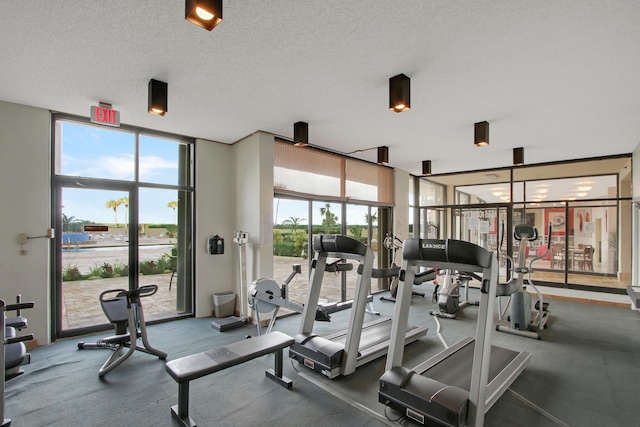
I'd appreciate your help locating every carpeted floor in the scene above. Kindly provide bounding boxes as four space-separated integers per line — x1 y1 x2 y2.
5 283 640 426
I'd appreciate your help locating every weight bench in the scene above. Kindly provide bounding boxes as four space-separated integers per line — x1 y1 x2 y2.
165 331 294 427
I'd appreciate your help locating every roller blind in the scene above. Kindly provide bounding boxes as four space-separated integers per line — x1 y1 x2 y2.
274 141 394 205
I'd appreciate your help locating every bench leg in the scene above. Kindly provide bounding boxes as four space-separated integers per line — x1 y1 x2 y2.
265 348 293 389
171 381 197 427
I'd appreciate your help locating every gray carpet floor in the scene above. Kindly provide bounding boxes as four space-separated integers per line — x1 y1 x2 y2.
5 284 640 426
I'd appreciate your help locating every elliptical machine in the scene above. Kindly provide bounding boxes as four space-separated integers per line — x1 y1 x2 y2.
379 233 435 303
496 222 551 340
429 269 480 319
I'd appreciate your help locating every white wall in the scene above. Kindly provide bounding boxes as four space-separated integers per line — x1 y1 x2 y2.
233 132 274 318
0 100 52 345
194 138 236 317
393 169 410 242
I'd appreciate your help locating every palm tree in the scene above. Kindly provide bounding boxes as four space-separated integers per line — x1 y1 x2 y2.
62 214 82 233
106 199 121 226
319 204 338 233
167 200 178 224
282 217 305 234
118 197 129 230
365 212 378 225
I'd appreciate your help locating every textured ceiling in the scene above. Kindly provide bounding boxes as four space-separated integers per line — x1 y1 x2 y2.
1 1 639 175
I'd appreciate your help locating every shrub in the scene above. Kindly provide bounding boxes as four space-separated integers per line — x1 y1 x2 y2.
63 265 82 281
112 262 129 277
140 260 161 275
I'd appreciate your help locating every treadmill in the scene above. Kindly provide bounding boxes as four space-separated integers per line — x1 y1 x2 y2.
289 234 428 379
379 239 530 427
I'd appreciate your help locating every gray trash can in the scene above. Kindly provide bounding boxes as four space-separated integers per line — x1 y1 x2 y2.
213 292 236 318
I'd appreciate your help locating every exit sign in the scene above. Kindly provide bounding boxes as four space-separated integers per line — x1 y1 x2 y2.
90 105 120 127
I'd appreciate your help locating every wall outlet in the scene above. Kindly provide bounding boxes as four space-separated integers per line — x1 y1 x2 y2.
18 233 28 244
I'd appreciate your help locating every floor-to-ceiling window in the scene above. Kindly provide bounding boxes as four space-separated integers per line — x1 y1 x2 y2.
273 140 394 310
52 115 194 338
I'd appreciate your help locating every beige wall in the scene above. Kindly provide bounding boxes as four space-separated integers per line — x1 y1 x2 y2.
233 132 274 318
393 169 410 242
0 100 52 345
194 138 236 317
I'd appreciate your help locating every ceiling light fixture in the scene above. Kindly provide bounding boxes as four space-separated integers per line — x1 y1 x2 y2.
185 0 223 31
578 186 592 192
378 146 389 165
148 79 168 116
293 121 309 147
422 160 431 176
389 74 410 113
513 147 524 166
474 121 489 146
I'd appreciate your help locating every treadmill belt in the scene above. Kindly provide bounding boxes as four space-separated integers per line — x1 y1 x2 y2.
423 341 519 391
332 319 413 350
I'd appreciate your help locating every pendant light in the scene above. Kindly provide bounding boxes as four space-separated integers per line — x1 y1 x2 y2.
148 79 168 116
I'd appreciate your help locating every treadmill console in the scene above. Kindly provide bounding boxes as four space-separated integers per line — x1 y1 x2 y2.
402 239 492 270
313 234 368 256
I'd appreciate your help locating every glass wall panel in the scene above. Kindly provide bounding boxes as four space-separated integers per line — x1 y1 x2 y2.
56 120 135 180
311 201 342 304
53 116 194 338
272 197 310 313
139 135 190 186
418 179 444 206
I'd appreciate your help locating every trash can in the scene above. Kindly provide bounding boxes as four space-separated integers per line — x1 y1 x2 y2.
213 292 236 318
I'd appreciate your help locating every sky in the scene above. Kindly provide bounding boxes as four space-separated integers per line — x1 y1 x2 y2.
58 121 183 225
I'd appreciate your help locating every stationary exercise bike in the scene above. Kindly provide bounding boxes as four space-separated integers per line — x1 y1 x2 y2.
379 233 436 303
496 223 551 340
429 269 480 319
78 284 167 377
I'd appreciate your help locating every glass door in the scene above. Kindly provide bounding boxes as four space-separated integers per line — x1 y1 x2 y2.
58 186 134 332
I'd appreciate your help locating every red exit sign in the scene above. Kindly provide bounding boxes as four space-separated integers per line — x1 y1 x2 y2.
90 105 120 127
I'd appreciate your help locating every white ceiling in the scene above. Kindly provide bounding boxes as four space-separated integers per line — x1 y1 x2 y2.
1 1 639 176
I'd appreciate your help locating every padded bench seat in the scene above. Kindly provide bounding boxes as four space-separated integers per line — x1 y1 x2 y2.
166 331 294 427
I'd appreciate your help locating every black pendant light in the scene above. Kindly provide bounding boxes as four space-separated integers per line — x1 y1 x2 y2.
378 146 389 165
474 121 489 146
422 160 432 176
513 147 524 166
389 74 410 113
293 121 309 147
185 0 223 31
148 79 168 116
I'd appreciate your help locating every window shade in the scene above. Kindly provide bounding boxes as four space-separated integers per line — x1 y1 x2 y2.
274 141 394 205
